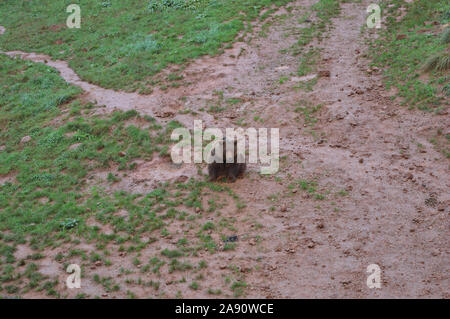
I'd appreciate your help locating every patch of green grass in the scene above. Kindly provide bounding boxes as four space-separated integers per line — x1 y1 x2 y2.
168 259 193 273
223 242 236 251
297 48 320 76
368 0 449 111
189 281 199 290
161 249 183 258
279 76 289 84
0 0 294 91
293 0 341 51
207 288 222 295
292 179 327 200
230 280 247 297
0 54 245 297
294 101 322 125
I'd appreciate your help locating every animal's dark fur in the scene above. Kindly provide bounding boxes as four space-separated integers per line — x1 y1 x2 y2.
208 138 246 182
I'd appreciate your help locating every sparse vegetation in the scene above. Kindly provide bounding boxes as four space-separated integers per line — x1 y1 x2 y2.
0 0 447 300
0 53 245 298
0 0 294 91
368 0 449 111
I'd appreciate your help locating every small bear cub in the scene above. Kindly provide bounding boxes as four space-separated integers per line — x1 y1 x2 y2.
208 137 246 182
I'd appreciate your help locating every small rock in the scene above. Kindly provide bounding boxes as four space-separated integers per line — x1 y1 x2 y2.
118 151 126 157
195 207 201 213
95 261 102 267
155 107 175 118
20 136 32 144
424 21 440 26
431 249 440 257
318 70 331 77
240 267 251 273
276 66 289 71
69 143 82 150
224 235 238 243
280 205 287 212
175 175 188 183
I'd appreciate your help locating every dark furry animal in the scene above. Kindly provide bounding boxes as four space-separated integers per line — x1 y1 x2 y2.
208 138 246 182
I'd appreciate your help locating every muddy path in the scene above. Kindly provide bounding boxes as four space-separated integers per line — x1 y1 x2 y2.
233 0 449 298
1 0 449 298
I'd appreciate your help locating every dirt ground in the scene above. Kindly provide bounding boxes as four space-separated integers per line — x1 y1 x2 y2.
1 0 449 298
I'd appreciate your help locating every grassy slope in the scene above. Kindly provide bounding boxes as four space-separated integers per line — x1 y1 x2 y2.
368 0 450 111
0 0 297 297
0 54 244 297
0 0 343 298
0 0 292 92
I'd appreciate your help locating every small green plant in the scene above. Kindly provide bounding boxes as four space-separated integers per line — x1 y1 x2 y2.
60 218 79 230
161 249 183 258
231 280 247 297
189 281 199 290
423 52 450 72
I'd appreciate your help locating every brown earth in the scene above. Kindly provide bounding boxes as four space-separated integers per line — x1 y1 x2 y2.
1 0 449 298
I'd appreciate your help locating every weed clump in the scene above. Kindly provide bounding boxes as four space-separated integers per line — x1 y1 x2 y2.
423 52 450 72
442 27 450 44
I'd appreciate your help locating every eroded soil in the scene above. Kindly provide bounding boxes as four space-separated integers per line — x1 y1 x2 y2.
1 0 449 298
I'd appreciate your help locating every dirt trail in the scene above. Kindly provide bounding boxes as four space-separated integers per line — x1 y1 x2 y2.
233 0 449 298
1 0 449 298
